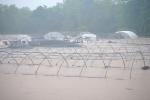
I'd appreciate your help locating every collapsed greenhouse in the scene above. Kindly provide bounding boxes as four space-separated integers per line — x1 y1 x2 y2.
113 31 138 39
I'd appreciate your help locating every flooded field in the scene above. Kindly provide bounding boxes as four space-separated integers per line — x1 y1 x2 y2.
0 38 150 100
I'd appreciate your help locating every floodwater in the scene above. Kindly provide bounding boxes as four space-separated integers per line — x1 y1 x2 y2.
0 74 150 100
0 38 150 100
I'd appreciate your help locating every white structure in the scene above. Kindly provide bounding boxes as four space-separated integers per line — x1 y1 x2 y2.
44 32 65 41
17 35 32 45
17 35 32 41
70 32 97 43
0 40 10 48
80 32 97 42
114 31 138 39
0 34 32 48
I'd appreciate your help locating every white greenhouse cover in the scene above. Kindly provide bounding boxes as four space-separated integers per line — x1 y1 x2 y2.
44 32 64 40
17 35 32 42
115 31 138 39
81 33 96 38
0 35 32 42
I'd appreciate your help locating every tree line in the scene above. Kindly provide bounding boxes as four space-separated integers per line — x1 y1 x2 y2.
0 0 150 36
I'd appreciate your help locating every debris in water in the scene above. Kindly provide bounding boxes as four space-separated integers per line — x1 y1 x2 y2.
141 66 150 70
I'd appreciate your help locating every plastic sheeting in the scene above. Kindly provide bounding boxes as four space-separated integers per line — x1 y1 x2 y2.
44 32 65 40
115 31 138 39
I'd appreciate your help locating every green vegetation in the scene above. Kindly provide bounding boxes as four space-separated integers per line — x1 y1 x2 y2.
0 0 150 36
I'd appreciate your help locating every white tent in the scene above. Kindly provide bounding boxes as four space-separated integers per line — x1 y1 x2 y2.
44 32 65 40
114 31 138 39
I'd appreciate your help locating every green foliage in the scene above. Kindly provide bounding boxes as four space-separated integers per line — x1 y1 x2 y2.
123 0 150 36
0 0 149 36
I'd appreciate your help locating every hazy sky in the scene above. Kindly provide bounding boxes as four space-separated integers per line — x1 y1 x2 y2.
0 0 63 10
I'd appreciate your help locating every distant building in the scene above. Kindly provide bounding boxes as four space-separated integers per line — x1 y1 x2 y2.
44 32 65 41
113 31 138 39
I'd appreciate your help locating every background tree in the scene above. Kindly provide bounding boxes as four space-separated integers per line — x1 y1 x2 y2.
0 0 149 36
